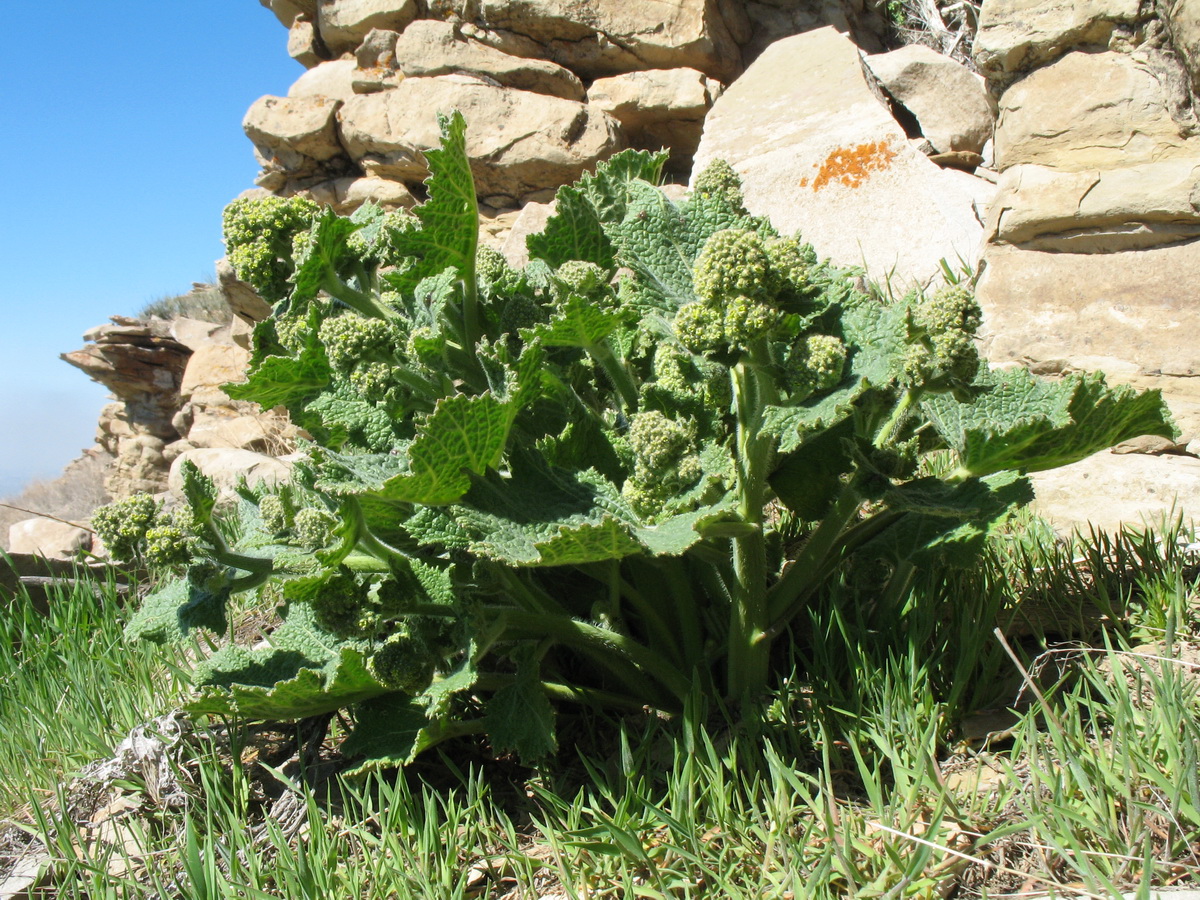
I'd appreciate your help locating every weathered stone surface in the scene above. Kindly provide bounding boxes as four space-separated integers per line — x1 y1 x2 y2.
394 20 585 101
740 0 883 64
1168 0 1200 93
587 67 718 166
186 413 275 452
288 58 358 101
338 77 622 198
216 257 273 325
316 0 417 55
168 318 224 352
168 449 292 503
356 27 398 68
261 0 316 28
288 15 330 68
474 0 744 82
500 199 555 267
179 342 251 408
986 160 1200 251
979 241 1200 375
974 0 1143 78
244 95 346 176
994 51 1191 172
865 45 994 155
692 27 984 286
8 519 90 560
1031 451 1200 534
339 174 415 210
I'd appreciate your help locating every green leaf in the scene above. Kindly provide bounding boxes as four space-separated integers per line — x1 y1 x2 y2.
291 208 361 303
840 295 910 388
179 459 218 524
389 110 477 288
923 368 1179 478
533 517 645 566
224 323 332 410
522 296 625 349
420 655 478 718
526 185 612 269
762 376 868 455
525 149 668 269
863 471 1034 566
125 578 190 644
769 419 856 521
375 393 513 506
486 653 556 760
188 644 387 720
342 693 445 774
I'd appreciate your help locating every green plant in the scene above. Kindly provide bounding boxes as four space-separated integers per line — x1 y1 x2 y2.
127 111 1177 771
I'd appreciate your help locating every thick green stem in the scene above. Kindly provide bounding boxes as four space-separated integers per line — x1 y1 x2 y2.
321 271 397 322
588 340 639 413
499 609 690 704
726 347 778 700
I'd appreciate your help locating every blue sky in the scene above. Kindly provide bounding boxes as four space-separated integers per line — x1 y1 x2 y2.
0 3 301 497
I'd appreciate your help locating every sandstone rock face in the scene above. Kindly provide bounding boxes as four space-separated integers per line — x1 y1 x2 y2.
974 0 1143 79
243 95 346 180
288 15 331 67
994 51 1192 172
473 0 744 82
1168 0 1200 93
986 161 1200 252
288 58 359 102
338 77 622 199
394 20 585 101
8 519 90 560
1030 451 1200 535
587 67 720 167
316 0 417 55
692 26 984 286
865 45 995 155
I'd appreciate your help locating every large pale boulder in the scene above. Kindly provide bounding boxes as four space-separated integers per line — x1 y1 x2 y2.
337 76 622 199
9 519 90 560
394 20 584 101
316 0 417 54
288 15 330 68
260 0 316 28
691 27 984 286
865 45 994 155
974 0 1143 78
168 449 293 503
986 160 1200 251
994 51 1192 172
288 58 358 102
474 0 744 82
243 95 346 175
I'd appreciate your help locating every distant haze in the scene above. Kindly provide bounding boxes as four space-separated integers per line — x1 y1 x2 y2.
0 384 111 499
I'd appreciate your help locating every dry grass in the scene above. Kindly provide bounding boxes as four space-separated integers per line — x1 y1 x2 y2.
0 450 113 551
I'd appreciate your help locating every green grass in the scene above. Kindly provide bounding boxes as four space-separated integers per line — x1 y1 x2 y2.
4 516 1200 897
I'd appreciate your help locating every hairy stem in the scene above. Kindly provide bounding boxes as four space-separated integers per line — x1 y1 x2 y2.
589 340 640 413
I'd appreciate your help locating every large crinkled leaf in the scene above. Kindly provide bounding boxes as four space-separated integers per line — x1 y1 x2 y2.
526 185 611 269
522 296 625 349
188 644 387 720
769 418 856 521
762 376 869 455
179 459 218 524
420 655 477 718
526 149 668 269
342 694 452 775
373 393 512 506
444 458 728 565
486 652 556 760
923 368 1178 478
839 295 910 388
125 566 231 643
224 324 332 411
387 111 477 289
862 470 1034 567
313 450 411 496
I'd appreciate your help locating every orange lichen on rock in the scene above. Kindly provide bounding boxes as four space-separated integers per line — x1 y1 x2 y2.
799 140 898 191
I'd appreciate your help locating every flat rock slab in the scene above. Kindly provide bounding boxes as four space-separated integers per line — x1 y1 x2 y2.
1031 451 1200 534
692 26 983 288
